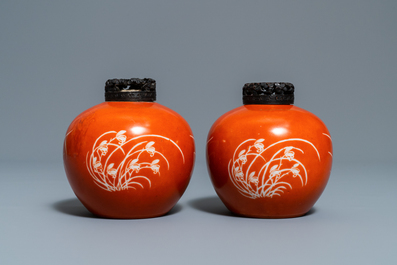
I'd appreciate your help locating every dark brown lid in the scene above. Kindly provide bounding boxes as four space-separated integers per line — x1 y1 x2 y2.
105 78 156 102
243 82 294 105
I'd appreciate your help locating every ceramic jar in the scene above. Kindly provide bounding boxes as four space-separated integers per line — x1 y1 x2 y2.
63 78 195 218
206 82 332 218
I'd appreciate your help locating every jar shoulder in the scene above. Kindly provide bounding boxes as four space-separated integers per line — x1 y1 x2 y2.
66 102 193 136
208 105 329 136
73 102 184 120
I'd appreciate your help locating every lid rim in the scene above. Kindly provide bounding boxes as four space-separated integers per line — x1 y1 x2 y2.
104 78 156 102
242 82 295 105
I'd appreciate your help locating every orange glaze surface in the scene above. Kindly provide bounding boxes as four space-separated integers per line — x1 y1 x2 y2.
206 105 332 218
64 102 195 218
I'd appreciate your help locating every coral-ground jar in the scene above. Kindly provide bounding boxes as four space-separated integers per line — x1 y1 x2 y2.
206 82 332 218
63 78 195 218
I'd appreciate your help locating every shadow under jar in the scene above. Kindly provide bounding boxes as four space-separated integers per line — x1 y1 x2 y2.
63 78 195 219
206 82 333 218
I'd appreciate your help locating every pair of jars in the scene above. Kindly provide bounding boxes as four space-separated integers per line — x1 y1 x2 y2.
63 79 332 219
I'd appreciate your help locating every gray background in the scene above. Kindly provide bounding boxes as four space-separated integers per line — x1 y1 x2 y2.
1 1 396 264
1 0 396 164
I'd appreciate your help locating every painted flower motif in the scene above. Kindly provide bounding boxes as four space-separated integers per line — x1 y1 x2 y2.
227 137 319 199
128 159 140 173
248 171 258 185
254 139 265 153
151 164 160 174
93 157 102 173
150 159 160 174
291 164 300 177
145 141 156 157
116 130 127 145
237 150 247 164
284 147 295 161
269 164 280 180
270 170 280 178
98 141 108 156
239 155 247 164
86 131 184 193
269 164 278 172
234 167 244 179
107 163 117 178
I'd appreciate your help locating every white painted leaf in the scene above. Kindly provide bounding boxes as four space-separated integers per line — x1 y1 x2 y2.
293 163 299 168
146 141 155 148
116 130 126 136
270 164 278 172
100 140 108 146
93 157 97 163
249 171 256 178
152 159 160 164
238 150 246 156
107 163 114 170
256 139 265 143
130 159 138 164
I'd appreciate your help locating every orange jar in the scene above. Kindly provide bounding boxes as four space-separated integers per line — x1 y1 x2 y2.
206 82 332 218
63 78 195 218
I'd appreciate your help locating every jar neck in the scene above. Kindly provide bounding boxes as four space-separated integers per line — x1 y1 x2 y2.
242 104 295 111
243 95 294 105
105 91 156 102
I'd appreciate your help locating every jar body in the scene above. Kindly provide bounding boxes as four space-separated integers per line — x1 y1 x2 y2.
64 102 195 218
206 105 332 218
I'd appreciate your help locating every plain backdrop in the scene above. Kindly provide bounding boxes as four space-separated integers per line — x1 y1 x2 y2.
0 0 396 165
1 1 397 264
